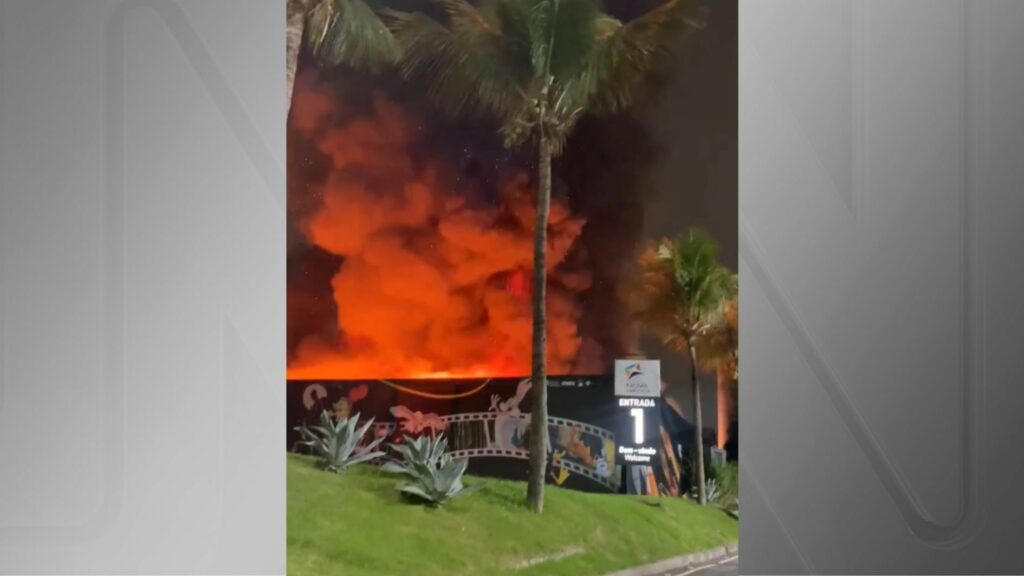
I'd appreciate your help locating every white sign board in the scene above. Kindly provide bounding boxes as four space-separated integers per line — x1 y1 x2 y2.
613 359 661 397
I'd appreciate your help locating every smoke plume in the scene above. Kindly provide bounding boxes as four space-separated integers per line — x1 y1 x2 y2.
287 72 594 379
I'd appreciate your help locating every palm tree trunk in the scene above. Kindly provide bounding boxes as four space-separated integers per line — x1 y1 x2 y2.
526 139 552 514
285 0 307 111
716 366 731 449
689 343 707 505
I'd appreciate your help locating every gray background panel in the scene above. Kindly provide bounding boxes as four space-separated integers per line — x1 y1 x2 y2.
0 1 285 573
740 0 1024 573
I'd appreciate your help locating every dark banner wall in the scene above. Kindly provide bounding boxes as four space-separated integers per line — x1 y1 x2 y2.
287 376 682 496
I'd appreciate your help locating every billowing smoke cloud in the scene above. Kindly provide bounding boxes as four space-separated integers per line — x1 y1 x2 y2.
287 73 594 379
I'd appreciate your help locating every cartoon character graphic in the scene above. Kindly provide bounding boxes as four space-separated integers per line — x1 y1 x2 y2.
332 398 351 421
565 425 596 467
550 450 570 485
348 384 369 404
603 438 616 468
488 378 531 451
302 383 328 411
330 384 370 421
390 405 447 436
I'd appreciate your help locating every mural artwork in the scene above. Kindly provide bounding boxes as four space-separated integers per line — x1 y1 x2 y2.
288 376 681 496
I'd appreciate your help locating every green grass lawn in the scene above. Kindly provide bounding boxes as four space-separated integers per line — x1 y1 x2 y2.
288 454 738 576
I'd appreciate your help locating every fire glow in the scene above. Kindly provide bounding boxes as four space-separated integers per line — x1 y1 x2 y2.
287 74 593 380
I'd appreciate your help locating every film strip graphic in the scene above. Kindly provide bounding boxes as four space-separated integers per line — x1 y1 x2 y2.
449 447 528 459
322 409 619 490
443 448 617 490
443 412 496 424
558 459 617 491
546 415 615 442
363 413 616 446
371 411 614 437
322 413 616 441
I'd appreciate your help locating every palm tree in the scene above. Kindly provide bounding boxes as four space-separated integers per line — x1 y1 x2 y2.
695 296 737 451
286 0 399 109
383 0 705 513
628 229 735 504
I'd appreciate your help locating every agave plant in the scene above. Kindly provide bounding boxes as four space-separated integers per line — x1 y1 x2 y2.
382 434 483 506
691 477 721 504
293 410 386 473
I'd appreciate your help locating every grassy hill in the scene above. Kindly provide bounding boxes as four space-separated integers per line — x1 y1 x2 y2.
288 454 738 576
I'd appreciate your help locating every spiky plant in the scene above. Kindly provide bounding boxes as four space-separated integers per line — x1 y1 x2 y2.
381 434 449 475
293 410 386 472
691 477 720 503
383 0 705 513
382 434 484 506
628 229 736 505
286 0 399 108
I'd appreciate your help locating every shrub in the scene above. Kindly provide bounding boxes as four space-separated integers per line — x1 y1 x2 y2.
382 434 483 506
683 451 739 513
713 461 739 511
294 410 385 473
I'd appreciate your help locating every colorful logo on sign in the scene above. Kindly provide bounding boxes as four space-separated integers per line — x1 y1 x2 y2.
624 363 644 381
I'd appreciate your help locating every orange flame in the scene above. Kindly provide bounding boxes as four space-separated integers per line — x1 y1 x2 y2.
288 80 590 380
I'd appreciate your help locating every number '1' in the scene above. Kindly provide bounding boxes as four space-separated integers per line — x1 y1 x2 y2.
630 408 644 444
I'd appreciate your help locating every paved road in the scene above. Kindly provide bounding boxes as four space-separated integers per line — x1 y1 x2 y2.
652 555 738 576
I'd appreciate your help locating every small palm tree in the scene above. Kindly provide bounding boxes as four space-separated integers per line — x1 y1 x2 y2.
694 296 737 451
286 0 399 109
629 229 735 505
383 0 705 513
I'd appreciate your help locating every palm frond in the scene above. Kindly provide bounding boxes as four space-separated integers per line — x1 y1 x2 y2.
383 0 533 122
671 229 732 320
693 296 737 374
576 0 707 114
627 228 734 360
307 0 401 72
384 0 702 154
545 0 602 84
